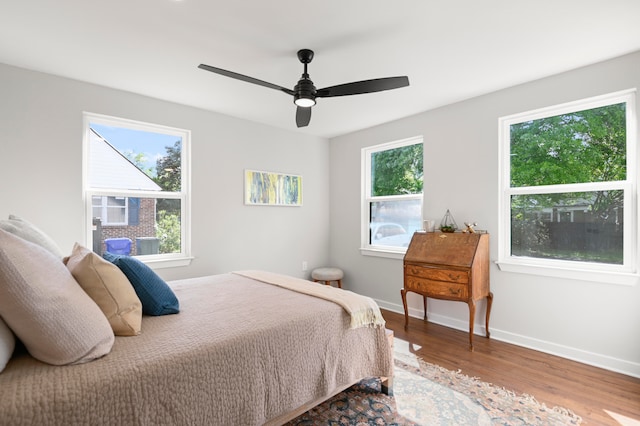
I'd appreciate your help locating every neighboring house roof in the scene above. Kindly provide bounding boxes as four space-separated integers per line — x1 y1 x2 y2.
89 129 162 191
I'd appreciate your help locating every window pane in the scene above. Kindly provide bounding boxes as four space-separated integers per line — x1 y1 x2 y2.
510 103 626 188
89 123 182 192
371 143 423 196
92 196 127 226
92 197 181 256
107 197 126 207
370 199 422 247
511 191 623 264
106 206 126 224
92 196 102 219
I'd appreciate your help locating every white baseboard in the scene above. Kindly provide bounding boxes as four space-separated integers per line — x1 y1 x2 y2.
376 298 640 379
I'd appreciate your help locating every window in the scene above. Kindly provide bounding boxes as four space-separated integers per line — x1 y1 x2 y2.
498 90 637 284
361 136 423 258
83 113 191 268
92 196 128 226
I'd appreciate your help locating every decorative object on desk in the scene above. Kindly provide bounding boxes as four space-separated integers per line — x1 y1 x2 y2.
422 219 435 232
244 169 302 206
463 222 478 233
439 209 458 232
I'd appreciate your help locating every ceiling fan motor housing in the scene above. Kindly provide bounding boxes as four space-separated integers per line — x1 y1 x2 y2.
294 78 316 106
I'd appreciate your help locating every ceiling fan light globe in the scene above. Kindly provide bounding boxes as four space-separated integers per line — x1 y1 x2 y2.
294 97 316 107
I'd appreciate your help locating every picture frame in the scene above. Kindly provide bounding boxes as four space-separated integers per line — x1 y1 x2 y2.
244 169 302 206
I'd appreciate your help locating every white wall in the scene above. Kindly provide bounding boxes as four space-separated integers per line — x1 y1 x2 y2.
0 63 330 281
329 51 640 377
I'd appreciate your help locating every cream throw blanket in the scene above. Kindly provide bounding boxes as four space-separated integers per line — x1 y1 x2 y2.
233 270 385 329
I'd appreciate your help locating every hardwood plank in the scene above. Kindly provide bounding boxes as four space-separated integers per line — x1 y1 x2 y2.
382 309 640 426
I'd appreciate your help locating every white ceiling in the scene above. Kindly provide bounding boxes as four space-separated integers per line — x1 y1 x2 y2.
2 1 640 138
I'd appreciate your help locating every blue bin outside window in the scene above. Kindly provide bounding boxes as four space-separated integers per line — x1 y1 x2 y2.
104 238 132 255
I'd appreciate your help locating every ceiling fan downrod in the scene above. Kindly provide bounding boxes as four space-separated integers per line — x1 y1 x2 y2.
294 49 317 107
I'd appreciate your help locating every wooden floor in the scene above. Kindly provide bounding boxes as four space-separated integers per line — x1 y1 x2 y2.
382 309 640 426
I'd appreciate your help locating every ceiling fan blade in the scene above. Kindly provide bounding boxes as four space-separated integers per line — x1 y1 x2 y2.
296 106 312 128
198 64 294 96
316 76 409 98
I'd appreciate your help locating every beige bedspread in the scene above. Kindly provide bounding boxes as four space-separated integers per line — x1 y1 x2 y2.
0 273 392 425
232 270 386 329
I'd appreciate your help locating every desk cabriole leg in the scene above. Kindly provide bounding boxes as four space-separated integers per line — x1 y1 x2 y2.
468 300 476 352
485 291 493 338
400 289 409 329
423 295 427 321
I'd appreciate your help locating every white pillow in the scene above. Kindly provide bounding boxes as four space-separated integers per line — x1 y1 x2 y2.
0 229 114 365
0 215 63 258
0 317 15 373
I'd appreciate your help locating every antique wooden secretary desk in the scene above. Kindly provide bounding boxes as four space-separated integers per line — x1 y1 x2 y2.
401 231 493 351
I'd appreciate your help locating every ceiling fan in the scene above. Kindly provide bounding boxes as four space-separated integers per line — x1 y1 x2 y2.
198 49 410 128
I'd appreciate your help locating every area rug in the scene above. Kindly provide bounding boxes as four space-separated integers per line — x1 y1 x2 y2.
286 350 582 425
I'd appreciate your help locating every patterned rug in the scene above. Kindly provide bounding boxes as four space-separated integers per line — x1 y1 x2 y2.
286 350 582 425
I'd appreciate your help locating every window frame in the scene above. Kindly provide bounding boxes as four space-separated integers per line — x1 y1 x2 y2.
360 136 424 259
83 112 192 269
497 89 638 285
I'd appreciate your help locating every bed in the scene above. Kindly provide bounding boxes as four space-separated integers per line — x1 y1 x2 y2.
0 271 393 425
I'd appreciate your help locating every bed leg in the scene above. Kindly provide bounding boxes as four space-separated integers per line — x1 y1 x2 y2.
381 376 394 396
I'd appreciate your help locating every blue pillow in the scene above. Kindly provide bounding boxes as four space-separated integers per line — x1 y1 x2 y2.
103 252 179 316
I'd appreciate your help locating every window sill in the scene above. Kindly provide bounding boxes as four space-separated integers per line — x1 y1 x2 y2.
496 260 639 286
360 247 406 260
140 256 194 270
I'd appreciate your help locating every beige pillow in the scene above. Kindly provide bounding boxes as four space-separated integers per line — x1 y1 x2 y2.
0 215 63 258
0 229 114 365
65 243 142 336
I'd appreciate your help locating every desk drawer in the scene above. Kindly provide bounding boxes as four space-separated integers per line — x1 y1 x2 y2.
405 276 469 299
405 265 469 284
